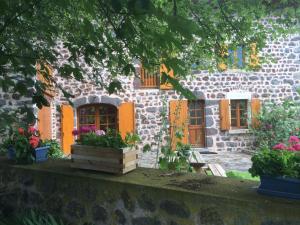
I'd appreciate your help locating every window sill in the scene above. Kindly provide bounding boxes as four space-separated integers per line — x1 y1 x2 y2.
228 129 250 134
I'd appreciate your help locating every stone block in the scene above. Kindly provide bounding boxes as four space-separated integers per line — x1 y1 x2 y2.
206 137 214 147
206 128 218 136
88 95 100 104
160 200 190 218
146 107 157 113
101 96 122 106
205 116 214 127
74 97 87 107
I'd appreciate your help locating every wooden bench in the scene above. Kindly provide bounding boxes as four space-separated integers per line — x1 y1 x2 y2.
189 151 206 173
206 163 227 177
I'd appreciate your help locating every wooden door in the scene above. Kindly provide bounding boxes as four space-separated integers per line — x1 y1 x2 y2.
188 100 205 147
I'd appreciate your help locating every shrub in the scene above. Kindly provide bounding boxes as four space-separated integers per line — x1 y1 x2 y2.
249 145 300 179
43 140 64 159
251 100 300 150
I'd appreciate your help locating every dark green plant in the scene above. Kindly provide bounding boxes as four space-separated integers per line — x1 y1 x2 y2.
124 132 141 149
43 139 64 159
249 146 300 179
14 133 34 164
251 100 300 149
0 210 64 225
80 129 127 149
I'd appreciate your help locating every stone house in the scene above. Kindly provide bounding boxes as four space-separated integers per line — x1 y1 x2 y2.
1 34 300 168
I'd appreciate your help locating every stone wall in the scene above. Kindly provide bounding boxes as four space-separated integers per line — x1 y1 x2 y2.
48 34 300 167
0 159 300 225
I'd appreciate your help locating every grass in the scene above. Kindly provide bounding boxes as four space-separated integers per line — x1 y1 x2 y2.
226 170 259 181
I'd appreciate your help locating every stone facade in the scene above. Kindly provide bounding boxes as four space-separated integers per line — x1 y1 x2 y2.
1 34 300 168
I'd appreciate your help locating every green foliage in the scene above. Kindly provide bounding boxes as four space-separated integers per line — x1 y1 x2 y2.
251 100 300 149
0 210 64 225
249 146 300 179
43 139 64 159
159 142 193 172
80 129 127 149
124 132 141 149
13 133 34 164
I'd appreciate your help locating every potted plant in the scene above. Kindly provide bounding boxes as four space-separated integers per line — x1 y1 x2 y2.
249 136 300 199
71 126 140 174
1 126 50 164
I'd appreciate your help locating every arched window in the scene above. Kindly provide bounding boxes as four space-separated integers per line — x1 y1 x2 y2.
77 104 118 132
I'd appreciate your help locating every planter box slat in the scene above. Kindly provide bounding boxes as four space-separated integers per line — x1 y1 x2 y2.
71 154 121 164
71 145 137 174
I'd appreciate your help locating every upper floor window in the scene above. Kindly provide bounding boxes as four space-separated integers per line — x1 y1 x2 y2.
139 64 173 89
77 104 118 132
228 46 244 69
140 67 160 88
230 99 248 129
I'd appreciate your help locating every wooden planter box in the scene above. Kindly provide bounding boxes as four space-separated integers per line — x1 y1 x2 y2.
71 145 138 174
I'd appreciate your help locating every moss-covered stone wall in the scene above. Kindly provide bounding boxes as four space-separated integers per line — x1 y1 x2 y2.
0 158 300 225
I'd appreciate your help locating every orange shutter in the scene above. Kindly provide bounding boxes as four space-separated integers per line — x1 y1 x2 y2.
38 105 52 140
118 102 135 139
219 99 230 131
169 100 188 150
249 43 260 69
251 98 261 128
160 64 174 90
61 104 74 155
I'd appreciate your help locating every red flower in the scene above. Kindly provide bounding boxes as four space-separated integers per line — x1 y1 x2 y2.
273 143 287 150
28 126 36 134
18 128 25 135
29 136 40 148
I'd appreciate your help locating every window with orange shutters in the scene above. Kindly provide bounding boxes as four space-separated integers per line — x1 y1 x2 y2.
77 104 118 132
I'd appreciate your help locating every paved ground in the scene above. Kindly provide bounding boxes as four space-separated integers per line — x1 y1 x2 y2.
198 151 253 172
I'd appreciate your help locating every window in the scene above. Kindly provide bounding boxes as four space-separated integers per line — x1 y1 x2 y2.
139 64 173 89
77 104 118 132
230 100 248 129
140 67 160 88
228 46 244 68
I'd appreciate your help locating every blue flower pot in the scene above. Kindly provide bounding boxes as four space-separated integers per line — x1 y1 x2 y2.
258 176 300 200
34 146 50 163
7 146 16 160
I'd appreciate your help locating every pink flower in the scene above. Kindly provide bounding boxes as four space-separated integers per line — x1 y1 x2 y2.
288 136 300 143
79 126 91 134
89 125 96 131
287 146 296 151
72 129 80 136
293 144 300 151
273 143 287 150
95 130 105 136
